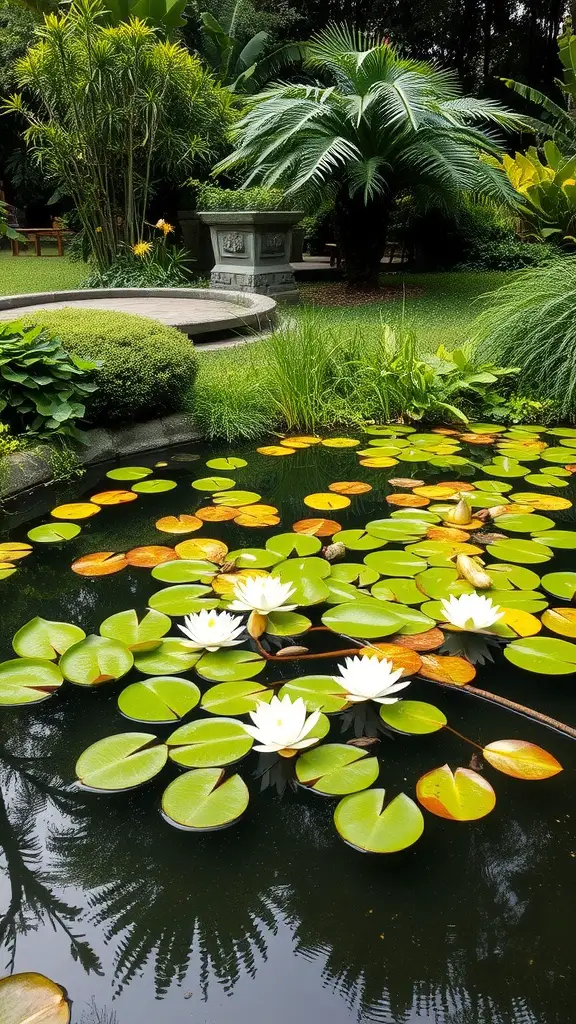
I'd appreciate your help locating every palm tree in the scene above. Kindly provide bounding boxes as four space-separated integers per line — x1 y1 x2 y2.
199 1 304 93
215 24 525 287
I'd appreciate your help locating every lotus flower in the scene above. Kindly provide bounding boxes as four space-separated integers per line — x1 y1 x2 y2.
440 593 503 632
178 609 244 651
230 575 297 615
334 655 411 704
243 694 321 755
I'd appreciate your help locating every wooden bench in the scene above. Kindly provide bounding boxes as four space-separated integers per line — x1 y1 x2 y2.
11 228 72 257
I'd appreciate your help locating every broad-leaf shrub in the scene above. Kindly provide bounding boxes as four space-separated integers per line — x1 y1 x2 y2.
0 322 98 440
21 310 198 425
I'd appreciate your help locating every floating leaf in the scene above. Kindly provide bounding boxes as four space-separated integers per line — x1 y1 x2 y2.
359 456 399 468
155 514 202 534
134 638 200 675
416 764 495 820
322 599 405 639
151 559 216 583
132 478 177 494
386 493 430 508
226 547 281 569
504 636 576 674
60 635 133 686
76 732 167 791
334 790 424 853
161 768 249 830
234 506 280 527
418 654 476 685
272 561 330 606
167 718 253 767
71 551 127 576
331 563 380 587
296 744 378 795
365 519 427 542
329 481 372 495
51 502 99 520
356 643 422 676
206 457 247 470
0 973 70 1024
0 541 32 561
175 538 228 563
380 700 446 734
99 608 171 651
266 533 322 557
12 617 85 660
125 545 176 567
541 571 576 600
484 563 540 591
90 489 138 505
0 658 63 706
496 513 554 533
533 530 576 550
332 528 386 551
148 583 215 616
525 474 569 488
0 563 16 580
194 505 237 522
389 477 425 488
541 607 576 637
321 437 359 448
28 523 82 544
482 739 562 780
192 476 235 492
486 538 553 564
371 577 423 605
278 675 348 713
107 466 152 481
201 680 273 715
303 492 351 511
394 628 445 651
266 610 312 636
414 567 473 601
257 445 295 456
407 540 482 560
195 649 265 682
292 518 341 537
509 492 572 511
364 550 427 577
118 677 200 723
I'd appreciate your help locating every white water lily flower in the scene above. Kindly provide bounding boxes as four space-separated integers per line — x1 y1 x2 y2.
335 655 411 705
229 575 297 615
243 694 321 754
178 608 245 651
440 593 503 632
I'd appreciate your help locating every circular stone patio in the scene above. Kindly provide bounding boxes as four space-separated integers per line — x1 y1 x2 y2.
0 287 276 342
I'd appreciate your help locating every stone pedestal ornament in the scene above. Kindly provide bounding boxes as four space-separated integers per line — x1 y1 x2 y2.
198 210 304 303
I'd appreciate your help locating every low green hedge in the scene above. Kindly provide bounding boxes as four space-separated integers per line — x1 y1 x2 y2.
21 309 198 425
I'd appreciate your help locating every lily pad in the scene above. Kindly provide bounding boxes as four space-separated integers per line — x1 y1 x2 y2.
51 502 99 520
272 561 330 605
304 492 350 511
365 519 427 542
331 563 380 587
76 732 167 791
296 744 378 795
192 476 235 492
371 578 423 605
118 676 200 723
100 608 171 651
540 608 576 638
132 479 177 494
134 638 201 675
482 461 527 478
227 547 283 568
206 457 247 470
486 538 553 564
482 739 562 779
0 973 70 1024
28 523 82 543
167 718 253 767
107 466 152 481
213 490 261 507
332 529 386 551
151 559 217 583
416 764 495 820
541 571 576 600
148 584 216 616
266 533 322 557
364 551 427 577
533 530 576 550
195 649 265 682
484 590 547 613
379 700 447 734
322 599 405 639
278 675 348 713
161 768 249 831
59 635 133 686
0 658 63 706
200 680 273 715
12 617 85 660
484 563 540 591
334 790 424 853
504 636 576 674
414 567 473 600
266 610 312 636
496 513 555 533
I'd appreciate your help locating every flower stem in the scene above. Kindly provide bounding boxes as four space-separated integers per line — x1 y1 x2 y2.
424 678 576 740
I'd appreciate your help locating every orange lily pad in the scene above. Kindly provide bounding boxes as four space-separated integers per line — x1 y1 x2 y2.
125 546 175 567
234 508 280 527
418 654 476 685
90 490 138 506
175 538 228 564
257 445 295 456
71 552 127 576
195 506 238 522
293 518 341 537
394 628 445 651
388 477 425 488
416 764 496 820
482 739 562 780
282 435 322 445
321 437 360 448
359 456 399 468
357 643 422 676
386 493 430 507
155 515 203 534
426 525 471 542
51 502 100 520
328 481 372 495
459 433 496 445
413 484 460 499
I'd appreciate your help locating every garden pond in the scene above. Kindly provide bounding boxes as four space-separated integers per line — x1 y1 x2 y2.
0 424 574 1024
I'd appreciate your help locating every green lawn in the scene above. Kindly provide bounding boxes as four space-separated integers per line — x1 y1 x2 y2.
0 252 85 295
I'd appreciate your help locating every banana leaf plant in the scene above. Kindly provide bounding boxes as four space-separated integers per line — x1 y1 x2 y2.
199 1 304 93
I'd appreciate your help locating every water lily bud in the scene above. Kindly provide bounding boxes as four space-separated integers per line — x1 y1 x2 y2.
322 542 346 562
456 554 493 589
445 496 472 525
276 645 309 657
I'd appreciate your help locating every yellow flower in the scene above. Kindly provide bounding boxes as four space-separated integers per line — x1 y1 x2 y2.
132 240 152 257
155 218 174 236
155 218 166 229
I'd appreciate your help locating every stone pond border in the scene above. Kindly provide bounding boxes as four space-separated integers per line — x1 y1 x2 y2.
0 413 202 500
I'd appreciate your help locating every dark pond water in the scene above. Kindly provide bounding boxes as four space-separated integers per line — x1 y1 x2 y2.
0 431 574 1024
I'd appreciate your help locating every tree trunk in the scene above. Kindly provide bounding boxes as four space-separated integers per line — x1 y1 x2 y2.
334 190 390 289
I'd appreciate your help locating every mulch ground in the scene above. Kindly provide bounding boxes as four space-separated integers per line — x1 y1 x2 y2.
299 282 424 307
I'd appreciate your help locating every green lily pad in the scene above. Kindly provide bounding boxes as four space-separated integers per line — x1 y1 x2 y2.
547 427 576 437
278 675 348 713
484 563 540 590
192 476 235 492
167 718 253 767
213 490 261 506
0 658 63 706
367 600 435 635
266 610 312 636
390 509 440 522
161 768 249 831
134 638 201 675
541 447 576 463
482 461 527 478
295 744 379 795
486 538 553 564
118 677 201 723
364 550 427 577
148 584 215 616
396 448 431 463
12 617 85 660
266 533 322 557
99 608 171 652
227 547 283 568
504 636 576 675
200 680 273 715
334 790 424 853
371 578 423 605
495 448 540 462
0 972 70 1024
151 559 217 583
483 589 547 612
107 466 152 481
543 466 571 476
541 571 576 600
322 599 405 639
332 529 386 551
76 732 167 791
195 649 265 682
331 563 380 587
497 513 555 533
533 530 576 550
206 457 247 470
274 556 331 579
466 492 508 508
379 700 447 734
0 565 16 580
525 474 569 488
365 519 427 542
474 480 513 493
27 523 82 543
324 579 362 604
272 561 330 606
413 567 473 600
429 455 469 468
469 423 506 433
132 478 177 494
60 635 133 686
